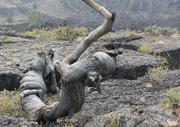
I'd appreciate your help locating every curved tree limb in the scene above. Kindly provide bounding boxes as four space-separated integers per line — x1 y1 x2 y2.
20 0 116 121
63 0 115 64
55 0 115 82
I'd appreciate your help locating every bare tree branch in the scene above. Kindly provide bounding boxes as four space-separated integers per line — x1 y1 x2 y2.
20 0 116 121
62 0 115 65
56 0 116 82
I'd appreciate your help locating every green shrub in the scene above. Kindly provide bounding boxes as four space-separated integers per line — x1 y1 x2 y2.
126 32 140 37
28 28 50 40
106 117 127 127
126 29 144 37
153 53 168 62
146 63 169 81
28 28 39 36
104 33 111 42
2 36 13 41
6 13 13 23
145 25 178 37
161 87 180 109
137 43 152 54
0 89 26 117
54 26 85 40
3 36 9 40
6 39 13 41
146 36 164 42
28 31 36 36
35 28 50 40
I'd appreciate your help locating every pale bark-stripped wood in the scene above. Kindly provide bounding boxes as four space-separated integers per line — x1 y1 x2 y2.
20 0 116 121
56 0 116 82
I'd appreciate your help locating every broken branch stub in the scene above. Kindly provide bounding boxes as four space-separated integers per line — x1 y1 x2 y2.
20 0 116 121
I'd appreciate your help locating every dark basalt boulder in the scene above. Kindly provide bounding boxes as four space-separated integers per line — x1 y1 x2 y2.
112 49 167 80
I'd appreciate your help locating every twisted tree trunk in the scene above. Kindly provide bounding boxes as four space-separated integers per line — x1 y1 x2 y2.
20 0 116 121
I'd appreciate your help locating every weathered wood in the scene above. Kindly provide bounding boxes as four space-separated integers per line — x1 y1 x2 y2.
20 0 116 121
56 0 116 82
19 50 58 120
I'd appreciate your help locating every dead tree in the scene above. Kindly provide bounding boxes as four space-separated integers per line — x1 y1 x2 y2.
20 0 116 121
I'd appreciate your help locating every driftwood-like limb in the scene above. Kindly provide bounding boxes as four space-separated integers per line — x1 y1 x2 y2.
64 0 115 64
56 0 115 82
20 0 116 121
51 0 116 120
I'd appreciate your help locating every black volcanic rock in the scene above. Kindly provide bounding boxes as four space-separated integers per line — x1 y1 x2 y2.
0 30 180 126
112 49 166 79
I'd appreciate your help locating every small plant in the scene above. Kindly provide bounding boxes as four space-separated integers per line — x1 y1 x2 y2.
146 63 169 81
126 30 144 37
28 28 52 40
146 36 164 43
3 36 13 41
137 43 152 54
10 55 15 64
35 28 50 40
3 36 8 40
126 32 140 37
6 38 13 41
153 54 168 62
161 87 180 110
158 56 168 62
108 117 127 127
6 51 15 65
105 33 111 42
61 123 74 127
28 31 36 36
54 26 85 40
28 29 39 36
0 89 26 117
1 42 6 46
145 25 178 37
44 94 59 105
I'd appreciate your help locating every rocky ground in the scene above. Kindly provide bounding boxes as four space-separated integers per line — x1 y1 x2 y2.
0 27 180 127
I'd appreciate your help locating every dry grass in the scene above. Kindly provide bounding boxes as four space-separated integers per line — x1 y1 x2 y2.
140 98 146 103
167 119 178 127
146 83 153 88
